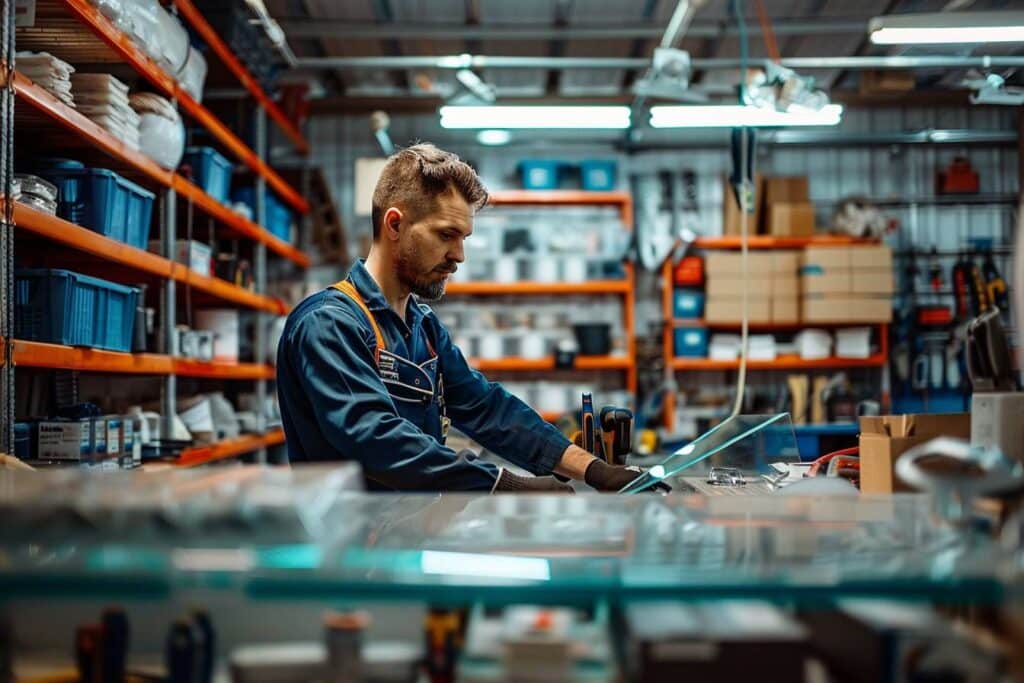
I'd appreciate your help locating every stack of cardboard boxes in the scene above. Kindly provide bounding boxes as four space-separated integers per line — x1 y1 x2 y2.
801 245 894 323
705 251 801 324
722 175 816 238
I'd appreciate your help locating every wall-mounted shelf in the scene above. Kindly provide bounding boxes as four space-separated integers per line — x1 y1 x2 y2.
691 235 877 250
671 319 888 330
11 201 286 314
177 429 285 467
27 0 308 213
11 72 310 268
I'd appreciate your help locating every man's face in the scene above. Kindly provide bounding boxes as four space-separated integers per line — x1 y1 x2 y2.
395 191 472 301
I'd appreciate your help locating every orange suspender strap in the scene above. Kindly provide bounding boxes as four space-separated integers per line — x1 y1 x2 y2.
330 280 385 364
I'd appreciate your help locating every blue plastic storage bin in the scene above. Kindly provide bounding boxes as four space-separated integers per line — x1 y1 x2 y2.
37 163 155 250
519 160 564 190
183 146 234 204
15 269 138 352
674 327 708 358
673 288 705 319
232 187 294 242
580 159 617 191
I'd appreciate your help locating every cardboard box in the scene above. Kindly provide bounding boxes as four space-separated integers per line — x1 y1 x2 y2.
802 269 852 294
852 269 895 294
766 202 815 237
772 250 802 275
772 297 800 323
764 176 809 205
772 276 800 297
722 174 763 236
849 245 893 270
847 296 892 322
859 413 971 494
705 297 772 324
37 419 94 461
803 246 852 270
704 251 774 276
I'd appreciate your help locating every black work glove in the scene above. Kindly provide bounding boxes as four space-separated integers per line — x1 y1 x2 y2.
584 459 672 493
493 469 575 494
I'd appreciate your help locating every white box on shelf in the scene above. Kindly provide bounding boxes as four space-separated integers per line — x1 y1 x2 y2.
835 327 872 359
795 329 832 360
195 309 239 362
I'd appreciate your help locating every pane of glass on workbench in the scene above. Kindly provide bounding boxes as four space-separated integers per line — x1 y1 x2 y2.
620 413 800 494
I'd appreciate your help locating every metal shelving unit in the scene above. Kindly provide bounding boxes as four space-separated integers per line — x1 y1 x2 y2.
3 1 310 464
451 190 638 397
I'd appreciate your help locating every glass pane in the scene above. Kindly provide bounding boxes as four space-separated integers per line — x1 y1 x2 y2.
620 413 800 494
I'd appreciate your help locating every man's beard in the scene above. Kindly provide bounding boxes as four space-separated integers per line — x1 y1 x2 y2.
397 247 455 302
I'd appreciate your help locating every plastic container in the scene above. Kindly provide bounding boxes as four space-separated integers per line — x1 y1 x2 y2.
15 268 138 351
232 187 294 242
182 147 233 204
519 160 564 190
673 288 705 320
36 163 155 249
674 327 709 358
572 322 612 356
580 159 617 191
178 46 208 103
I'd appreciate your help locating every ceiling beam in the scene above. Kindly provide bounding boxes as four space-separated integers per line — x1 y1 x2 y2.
296 54 1024 71
279 18 866 40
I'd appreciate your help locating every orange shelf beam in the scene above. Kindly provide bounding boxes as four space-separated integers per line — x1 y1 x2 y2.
692 235 879 250
489 190 633 225
446 280 630 295
171 0 309 156
470 356 633 372
59 0 308 214
176 429 285 467
11 202 286 313
13 340 174 374
10 72 310 269
671 319 890 329
12 340 275 378
669 353 888 371
174 360 275 380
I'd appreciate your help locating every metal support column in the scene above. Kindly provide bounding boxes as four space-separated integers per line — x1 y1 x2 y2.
254 105 268 463
1 0 16 456
160 188 177 440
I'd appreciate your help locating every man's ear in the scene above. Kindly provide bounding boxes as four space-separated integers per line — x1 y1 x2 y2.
383 207 403 241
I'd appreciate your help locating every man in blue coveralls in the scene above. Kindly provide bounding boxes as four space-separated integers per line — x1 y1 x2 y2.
277 143 648 493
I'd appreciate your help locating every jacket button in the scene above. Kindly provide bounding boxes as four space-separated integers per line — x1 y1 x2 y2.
414 379 420 385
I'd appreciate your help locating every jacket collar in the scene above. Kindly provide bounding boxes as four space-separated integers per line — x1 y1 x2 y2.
348 259 426 327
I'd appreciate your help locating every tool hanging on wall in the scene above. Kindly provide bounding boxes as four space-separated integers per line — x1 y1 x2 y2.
982 250 1009 313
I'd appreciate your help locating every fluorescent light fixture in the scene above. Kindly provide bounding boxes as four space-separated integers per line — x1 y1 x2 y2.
650 104 843 128
476 129 512 145
869 11 1024 44
420 551 551 581
440 105 631 129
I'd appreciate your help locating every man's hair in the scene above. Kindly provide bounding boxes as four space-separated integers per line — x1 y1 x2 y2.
371 143 488 240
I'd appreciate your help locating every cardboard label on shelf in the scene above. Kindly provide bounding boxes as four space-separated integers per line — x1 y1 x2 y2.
859 413 970 494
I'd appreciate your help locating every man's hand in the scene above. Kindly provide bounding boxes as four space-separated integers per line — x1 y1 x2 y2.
493 469 575 494
584 459 671 493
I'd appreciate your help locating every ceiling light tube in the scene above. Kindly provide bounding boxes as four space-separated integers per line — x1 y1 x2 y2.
650 104 843 128
869 11 1024 44
440 105 631 129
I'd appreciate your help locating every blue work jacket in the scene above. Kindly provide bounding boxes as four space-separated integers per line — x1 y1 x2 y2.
277 260 571 491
